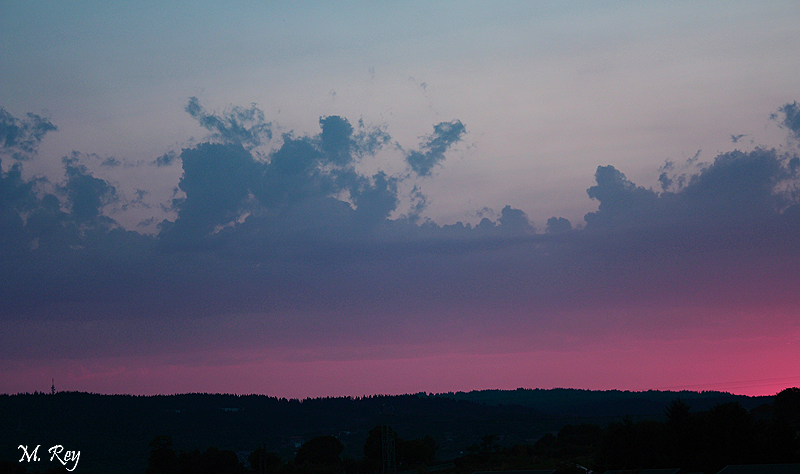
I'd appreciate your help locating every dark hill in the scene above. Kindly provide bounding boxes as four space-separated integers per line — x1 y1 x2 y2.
0 389 771 474
435 388 770 418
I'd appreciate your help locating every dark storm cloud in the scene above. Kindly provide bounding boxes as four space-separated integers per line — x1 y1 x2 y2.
405 120 466 176
3 100 800 360
0 107 57 160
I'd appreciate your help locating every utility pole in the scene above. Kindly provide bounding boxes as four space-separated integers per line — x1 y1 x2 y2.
258 443 266 474
380 405 396 474
51 379 55 395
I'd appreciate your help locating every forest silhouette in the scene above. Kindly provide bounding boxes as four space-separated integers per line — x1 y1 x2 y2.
1 387 798 474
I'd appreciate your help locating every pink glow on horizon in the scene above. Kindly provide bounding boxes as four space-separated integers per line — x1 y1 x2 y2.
4 331 799 398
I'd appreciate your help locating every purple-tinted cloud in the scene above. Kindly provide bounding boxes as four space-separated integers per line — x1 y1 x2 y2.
185 96 273 148
1 102 799 396
774 101 800 140
0 107 57 161
545 217 572 233
405 120 466 176
61 153 118 224
153 150 179 167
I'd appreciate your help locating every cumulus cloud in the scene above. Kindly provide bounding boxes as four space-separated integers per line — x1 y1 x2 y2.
405 120 466 176
319 115 355 165
0 160 37 253
160 142 257 243
185 97 273 148
0 107 57 160
153 150 179 167
584 165 658 229
774 101 800 140
353 119 391 157
2 99 800 364
61 154 118 224
161 103 435 250
546 217 572 233
100 157 121 167
586 148 797 235
497 205 534 234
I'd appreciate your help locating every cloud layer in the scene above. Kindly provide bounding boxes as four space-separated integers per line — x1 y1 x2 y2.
2 99 800 396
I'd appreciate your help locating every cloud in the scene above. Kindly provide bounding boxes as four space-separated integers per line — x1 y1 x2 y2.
2 99 800 369
774 101 800 140
319 115 354 165
586 146 798 235
406 184 428 222
573 145 800 318
185 97 272 148
497 205 534 234
353 119 391 157
349 171 399 224
584 165 659 229
61 153 118 224
153 151 179 167
319 116 392 163
405 120 466 176
161 109 406 248
101 157 121 167
682 148 793 219
0 160 37 253
546 217 572 233
0 107 57 160
160 142 257 244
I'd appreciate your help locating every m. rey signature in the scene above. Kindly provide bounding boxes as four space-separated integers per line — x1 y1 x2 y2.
18 444 81 472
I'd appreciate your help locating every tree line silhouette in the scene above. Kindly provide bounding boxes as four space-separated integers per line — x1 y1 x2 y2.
139 388 800 474
0 388 796 473
144 427 437 474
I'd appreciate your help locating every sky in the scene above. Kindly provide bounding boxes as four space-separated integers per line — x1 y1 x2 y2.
2 1 800 398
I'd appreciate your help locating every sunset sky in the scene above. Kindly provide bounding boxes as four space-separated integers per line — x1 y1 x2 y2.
2 1 800 398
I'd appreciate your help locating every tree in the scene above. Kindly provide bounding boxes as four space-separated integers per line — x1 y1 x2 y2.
295 435 344 466
775 387 800 429
170 446 246 474
467 434 501 454
363 426 388 471
145 435 178 474
663 398 694 467
397 434 437 468
249 447 283 474
664 398 691 424
363 425 437 472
